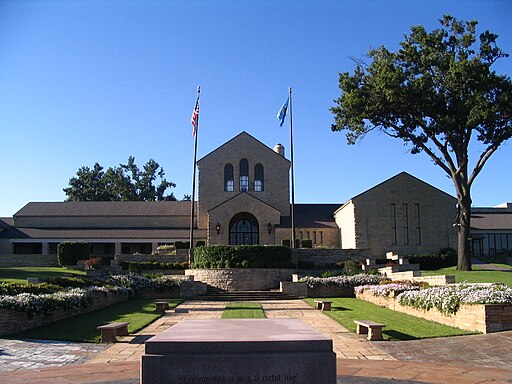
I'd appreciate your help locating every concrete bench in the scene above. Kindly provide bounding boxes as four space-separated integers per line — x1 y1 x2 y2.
154 301 170 313
97 321 129 343
354 320 385 341
314 300 332 311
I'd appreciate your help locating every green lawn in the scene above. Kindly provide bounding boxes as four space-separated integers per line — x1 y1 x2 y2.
304 298 475 341
422 266 512 287
222 302 266 319
7 298 181 343
0 267 86 284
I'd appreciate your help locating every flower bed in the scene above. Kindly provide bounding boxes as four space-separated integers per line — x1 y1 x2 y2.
0 274 183 336
356 283 512 333
300 274 383 298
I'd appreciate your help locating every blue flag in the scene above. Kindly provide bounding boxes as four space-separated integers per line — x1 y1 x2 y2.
276 97 289 126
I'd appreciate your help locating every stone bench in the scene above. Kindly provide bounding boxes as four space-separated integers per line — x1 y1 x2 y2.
154 301 170 313
315 300 333 311
97 321 130 343
354 320 385 341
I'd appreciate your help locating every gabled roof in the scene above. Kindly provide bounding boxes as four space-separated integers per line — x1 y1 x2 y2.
14 201 193 217
335 171 455 214
197 131 290 165
280 204 340 228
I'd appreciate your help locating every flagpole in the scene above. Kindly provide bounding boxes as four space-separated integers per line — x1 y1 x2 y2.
289 86 296 249
189 86 200 263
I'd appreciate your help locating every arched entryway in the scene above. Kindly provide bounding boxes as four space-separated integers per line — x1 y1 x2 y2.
229 212 259 245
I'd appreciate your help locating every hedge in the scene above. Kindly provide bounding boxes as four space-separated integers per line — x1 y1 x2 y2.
57 241 91 266
192 245 293 269
125 261 189 273
408 248 457 270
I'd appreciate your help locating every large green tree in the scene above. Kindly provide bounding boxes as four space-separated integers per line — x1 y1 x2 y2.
331 15 512 270
64 156 177 201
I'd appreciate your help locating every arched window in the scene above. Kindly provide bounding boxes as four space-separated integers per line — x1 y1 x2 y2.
229 212 259 245
239 159 249 192
254 163 264 192
224 164 234 192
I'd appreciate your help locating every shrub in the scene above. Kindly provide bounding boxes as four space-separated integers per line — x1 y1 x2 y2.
157 244 176 251
192 245 293 269
45 277 94 288
127 261 189 273
281 239 300 248
84 257 102 270
408 248 457 270
0 282 64 295
301 239 313 248
57 241 90 266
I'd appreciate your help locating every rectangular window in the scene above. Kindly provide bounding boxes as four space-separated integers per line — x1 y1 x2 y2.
240 176 249 192
313 231 317 244
319 231 323 244
403 204 409 245
299 231 303 240
306 231 310 239
391 204 397 245
415 204 421 245
508 234 512 251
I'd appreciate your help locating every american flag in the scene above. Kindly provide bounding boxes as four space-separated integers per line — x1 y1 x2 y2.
191 98 199 137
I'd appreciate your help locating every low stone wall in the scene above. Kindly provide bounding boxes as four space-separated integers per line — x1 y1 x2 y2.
280 281 308 297
307 285 355 298
0 254 59 267
356 289 512 333
185 268 295 291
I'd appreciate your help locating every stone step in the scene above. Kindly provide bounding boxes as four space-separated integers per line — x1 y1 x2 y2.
195 288 299 301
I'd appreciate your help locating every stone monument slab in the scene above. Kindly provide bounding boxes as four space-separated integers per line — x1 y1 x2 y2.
141 318 336 384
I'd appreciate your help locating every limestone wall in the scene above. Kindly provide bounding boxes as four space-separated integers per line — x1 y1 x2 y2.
0 254 59 267
295 248 365 267
185 268 295 291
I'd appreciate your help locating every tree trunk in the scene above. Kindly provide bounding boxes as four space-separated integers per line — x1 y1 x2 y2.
457 197 472 271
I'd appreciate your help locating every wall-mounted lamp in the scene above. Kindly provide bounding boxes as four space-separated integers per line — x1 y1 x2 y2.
216 223 221 235
267 222 272 234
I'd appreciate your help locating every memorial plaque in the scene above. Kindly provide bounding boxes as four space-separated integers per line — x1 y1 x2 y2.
141 319 336 384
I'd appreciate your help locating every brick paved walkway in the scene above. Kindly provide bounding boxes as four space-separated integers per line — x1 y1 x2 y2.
1 299 512 383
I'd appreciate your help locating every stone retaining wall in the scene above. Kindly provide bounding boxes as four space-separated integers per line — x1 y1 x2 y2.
356 289 512 333
0 254 59 267
295 249 365 267
185 268 295 291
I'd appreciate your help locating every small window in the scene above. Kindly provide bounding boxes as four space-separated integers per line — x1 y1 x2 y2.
240 159 249 192
254 163 264 192
224 164 234 192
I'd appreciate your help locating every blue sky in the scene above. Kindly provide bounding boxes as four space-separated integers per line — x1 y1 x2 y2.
1 0 511 217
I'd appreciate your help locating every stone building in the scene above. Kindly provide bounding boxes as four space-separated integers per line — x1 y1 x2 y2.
0 131 508 261
334 172 458 256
